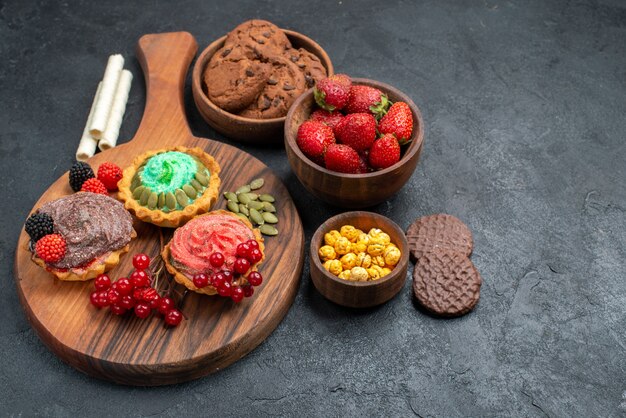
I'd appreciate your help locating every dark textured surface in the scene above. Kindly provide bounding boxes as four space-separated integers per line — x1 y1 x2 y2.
1 0 625 416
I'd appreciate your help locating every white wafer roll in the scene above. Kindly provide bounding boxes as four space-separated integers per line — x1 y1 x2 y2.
76 82 103 161
98 70 133 151
89 54 124 139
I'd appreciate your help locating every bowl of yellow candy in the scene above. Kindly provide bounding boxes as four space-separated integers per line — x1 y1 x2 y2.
310 211 409 308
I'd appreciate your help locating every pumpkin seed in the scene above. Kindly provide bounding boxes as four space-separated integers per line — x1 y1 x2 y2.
224 192 237 202
259 194 275 203
248 200 264 211
147 192 158 209
132 186 146 200
175 189 189 207
157 192 165 209
260 224 278 236
262 202 276 213
249 208 264 225
139 188 151 206
262 212 278 224
238 193 252 205
227 200 240 213
239 204 249 216
195 171 209 186
236 213 250 221
249 178 265 190
236 184 251 194
165 192 177 210
130 175 141 190
191 179 203 192
183 184 197 199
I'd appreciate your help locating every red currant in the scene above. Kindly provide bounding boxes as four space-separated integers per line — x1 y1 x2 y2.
247 248 263 264
193 273 209 288
209 252 225 268
242 285 254 297
110 281 119 292
236 243 251 258
247 239 259 250
132 253 150 270
116 277 132 295
234 258 251 275
158 297 174 315
141 287 159 302
120 295 136 310
247 271 263 287
212 272 225 288
222 270 233 282
134 303 151 319
149 294 161 309
218 280 232 297
90 291 101 308
110 304 127 316
94 274 111 290
130 270 150 288
164 309 183 326
231 286 244 303
107 289 121 305
97 291 110 307
132 287 146 301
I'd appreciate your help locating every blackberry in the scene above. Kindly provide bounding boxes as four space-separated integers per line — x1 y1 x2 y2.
25 212 54 242
69 161 95 191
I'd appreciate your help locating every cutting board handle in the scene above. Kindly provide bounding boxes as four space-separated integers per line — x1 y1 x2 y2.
132 32 198 145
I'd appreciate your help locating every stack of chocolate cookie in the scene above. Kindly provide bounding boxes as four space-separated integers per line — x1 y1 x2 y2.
406 214 482 317
203 20 327 119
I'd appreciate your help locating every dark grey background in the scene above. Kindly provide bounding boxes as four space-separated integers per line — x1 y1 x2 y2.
1 0 625 416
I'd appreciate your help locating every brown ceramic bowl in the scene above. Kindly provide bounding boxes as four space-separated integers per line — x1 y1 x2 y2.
310 211 409 308
284 78 424 208
192 30 334 144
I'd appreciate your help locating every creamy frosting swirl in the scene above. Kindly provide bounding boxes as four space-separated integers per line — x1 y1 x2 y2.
169 214 254 277
38 192 133 269
141 151 201 194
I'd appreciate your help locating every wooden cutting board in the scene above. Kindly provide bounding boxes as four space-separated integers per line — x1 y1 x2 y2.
13 32 304 386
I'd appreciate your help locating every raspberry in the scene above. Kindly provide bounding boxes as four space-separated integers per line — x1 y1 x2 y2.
80 178 108 195
69 161 95 192
35 234 67 263
24 212 54 242
97 162 123 191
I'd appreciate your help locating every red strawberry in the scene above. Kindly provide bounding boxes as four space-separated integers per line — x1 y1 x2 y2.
345 85 390 118
369 134 401 169
335 113 377 152
324 144 361 174
35 233 67 263
378 102 413 144
309 109 344 134
356 154 370 174
296 120 335 164
97 162 123 191
313 74 352 111
80 178 108 195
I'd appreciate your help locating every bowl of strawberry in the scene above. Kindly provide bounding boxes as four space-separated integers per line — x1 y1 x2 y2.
284 74 424 208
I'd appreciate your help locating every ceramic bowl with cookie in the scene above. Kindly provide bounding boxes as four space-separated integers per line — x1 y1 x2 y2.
284 76 424 208
192 20 334 144
310 211 409 308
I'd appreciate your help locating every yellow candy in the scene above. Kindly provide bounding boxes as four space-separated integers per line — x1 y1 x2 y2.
367 243 386 256
366 267 381 280
350 266 369 282
383 245 401 266
355 252 372 268
318 245 337 261
368 228 391 245
324 230 342 246
340 253 357 270
340 225 363 242
338 270 352 281
381 267 392 277
334 236 352 255
323 259 343 276
370 255 386 267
